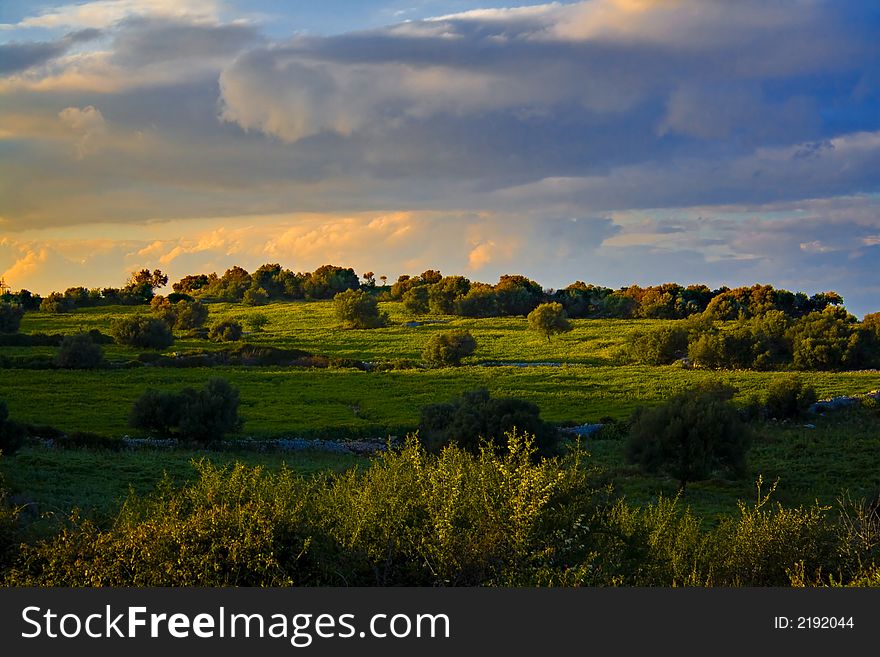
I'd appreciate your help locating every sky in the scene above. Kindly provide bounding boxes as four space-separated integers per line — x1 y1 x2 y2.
1 0 879 316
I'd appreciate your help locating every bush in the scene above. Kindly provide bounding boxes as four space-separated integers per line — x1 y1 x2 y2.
422 330 477 367
246 313 270 332
53 333 105 369
39 292 74 313
0 304 23 333
333 289 389 329
527 302 572 343
129 378 242 443
418 388 558 456
110 315 174 350
151 296 208 330
629 325 689 365
765 375 817 420
4 435 592 586
626 384 752 488
209 319 243 342
0 400 25 456
242 286 269 306
402 286 430 315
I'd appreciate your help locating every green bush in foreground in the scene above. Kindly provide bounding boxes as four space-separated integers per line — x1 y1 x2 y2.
4 438 876 587
0 400 25 457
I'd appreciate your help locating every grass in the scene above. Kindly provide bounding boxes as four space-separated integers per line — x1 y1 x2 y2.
4 299 880 534
576 407 880 520
0 447 367 531
1 364 877 439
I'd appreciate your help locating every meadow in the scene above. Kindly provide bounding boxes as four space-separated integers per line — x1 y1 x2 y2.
1 298 879 563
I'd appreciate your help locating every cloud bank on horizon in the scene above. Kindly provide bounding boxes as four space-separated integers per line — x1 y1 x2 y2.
1 0 879 315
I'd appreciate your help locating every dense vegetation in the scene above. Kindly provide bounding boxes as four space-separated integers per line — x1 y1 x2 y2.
0 264 878 587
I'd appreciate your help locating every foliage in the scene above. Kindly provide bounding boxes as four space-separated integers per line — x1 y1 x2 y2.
0 400 26 456
402 286 430 315
333 289 389 329
418 388 558 456
151 296 208 330
110 315 174 349
246 313 270 332
527 302 572 343
765 375 817 420
629 324 689 365
626 384 752 488
243 286 269 306
129 378 242 443
421 330 476 366
40 292 74 313
3 435 594 586
124 269 168 302
54 333 105 369
209 319 243 342
0 304 24 333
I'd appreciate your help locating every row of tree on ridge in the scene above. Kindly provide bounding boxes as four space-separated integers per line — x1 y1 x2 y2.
0 264 858 321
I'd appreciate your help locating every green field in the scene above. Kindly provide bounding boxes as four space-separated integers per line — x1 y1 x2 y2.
2 299 879 527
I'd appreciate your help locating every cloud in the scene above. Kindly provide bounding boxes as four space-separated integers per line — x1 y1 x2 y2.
58 105 107 158
4 0 223 31
0 28 101 74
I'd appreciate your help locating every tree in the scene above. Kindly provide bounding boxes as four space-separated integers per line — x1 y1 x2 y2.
40 292 74 313
304 265 359 299
626 384 752 489
0 399 26 456
54 333 105 369
427 276 470 314
242 286 269 306
765 375 817 420
209 319 243 342
124 269 168 302
334 289 389 329
422 330 477 366
129 379 242 443
527 302 572 343
402 286 430 315
418 388 557 456
0 304 24 333
110 315 174 349
630 325 689 365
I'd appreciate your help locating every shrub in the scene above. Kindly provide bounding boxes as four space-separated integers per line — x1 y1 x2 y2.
422 330 477 367
0 304 24 333
129 378 242 443
626 383 752 488
209 319 243 342
402 286 430 316
418 388 558 456
53 333 105 369
629 325 689 365
765 375 817 420
129 389 184 437
527 302 572 343
39 292 74 313
242 286 269 306
110 315 174 349
151 296 208 330
0 400 26 456
245 313 270 332
333 289 388 329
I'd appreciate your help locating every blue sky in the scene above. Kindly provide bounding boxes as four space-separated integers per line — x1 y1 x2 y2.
1 0 879 315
